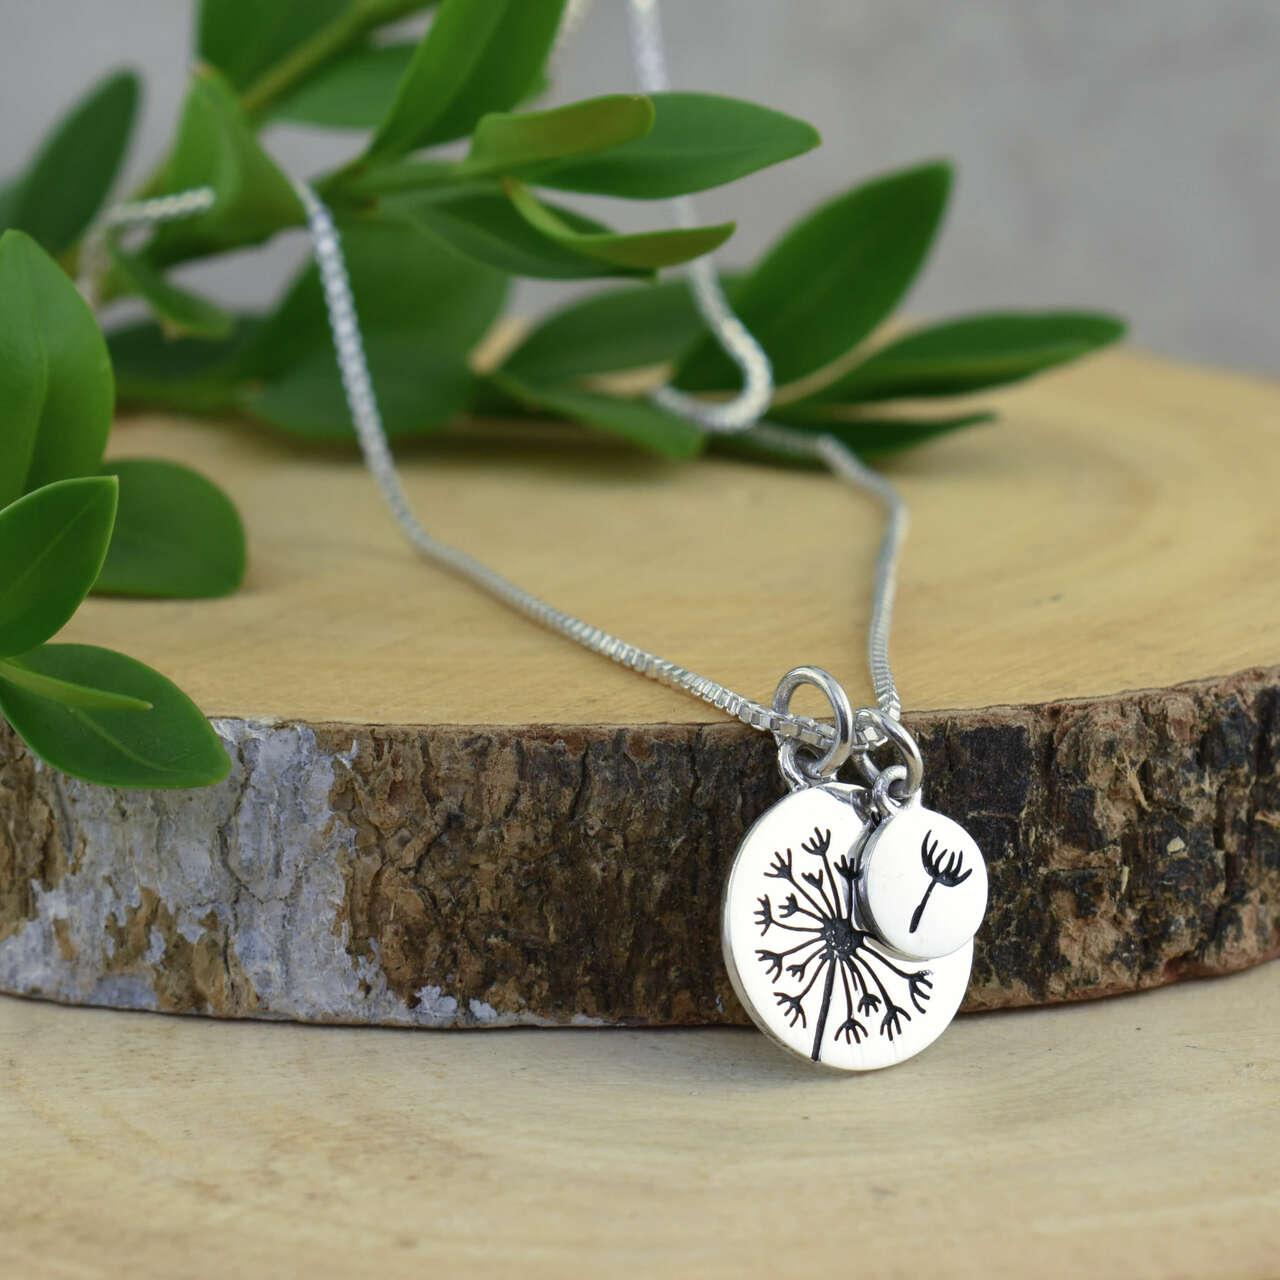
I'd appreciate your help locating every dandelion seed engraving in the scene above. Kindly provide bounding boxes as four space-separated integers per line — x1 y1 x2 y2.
753 825 933 1061
910 831 974 934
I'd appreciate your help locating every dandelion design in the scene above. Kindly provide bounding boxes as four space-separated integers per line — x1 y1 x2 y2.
910 830 974 934
753 825 934 1063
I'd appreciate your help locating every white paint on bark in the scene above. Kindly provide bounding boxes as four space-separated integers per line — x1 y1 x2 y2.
0 720 520 1028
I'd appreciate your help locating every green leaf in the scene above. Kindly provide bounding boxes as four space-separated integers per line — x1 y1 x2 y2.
0 643 230 789
411 190 652 280
243 213 507 437
759 411 995 458
462 95 655 178
519 69 552 111
0 178 20 231
147 66 303 266
0 477 118 657
1 71 139 255
794 311 1128 406
505 182 733 271
248 338 475 439
108 243 235 340
197 0 348 90
490 372 703 459
94 460 246 599
677 161 953 391
108 320 259 415
249 214 505 372
0 658 151 712
0 231 114 506
335 158 457 201
367 0 567 157
503 279 715 383
535 93 819 200
270 43 418 129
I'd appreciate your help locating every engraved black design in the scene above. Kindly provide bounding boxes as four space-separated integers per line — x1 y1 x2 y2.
910 831 973 934
754 826 933 1061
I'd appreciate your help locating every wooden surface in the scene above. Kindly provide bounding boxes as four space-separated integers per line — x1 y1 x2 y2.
2 966 1277 1279
1 345 1278 1028
66 348 1280 723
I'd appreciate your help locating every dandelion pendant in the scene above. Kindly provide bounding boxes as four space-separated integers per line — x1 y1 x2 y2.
722 782 973 1071
857 801 988 962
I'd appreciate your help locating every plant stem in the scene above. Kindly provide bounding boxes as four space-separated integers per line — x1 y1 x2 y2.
115 378 243 417
79 0 436 281
240 0 436 118
331 159 463 200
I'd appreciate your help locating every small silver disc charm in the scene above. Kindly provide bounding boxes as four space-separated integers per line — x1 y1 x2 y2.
857 802 988 961
722 783 972 1071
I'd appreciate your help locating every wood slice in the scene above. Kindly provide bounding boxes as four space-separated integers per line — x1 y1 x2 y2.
0 347 1277 1026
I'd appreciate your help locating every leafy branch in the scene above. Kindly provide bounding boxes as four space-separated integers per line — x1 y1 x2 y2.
0 230 236 787
0 0 1126 788
3 0 1124 460
0 478 231 790
234 0 436 119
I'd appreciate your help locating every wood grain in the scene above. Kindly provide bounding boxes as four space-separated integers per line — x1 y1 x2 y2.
2 966 1276 1279
0 346 1277 1026
62 348 1280 723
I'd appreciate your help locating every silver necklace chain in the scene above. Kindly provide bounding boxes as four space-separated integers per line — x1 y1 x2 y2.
625 0 775 435
87 0 911 760
294 185 905 754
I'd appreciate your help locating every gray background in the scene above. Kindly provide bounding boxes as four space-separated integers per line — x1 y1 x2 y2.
0 1 1276 374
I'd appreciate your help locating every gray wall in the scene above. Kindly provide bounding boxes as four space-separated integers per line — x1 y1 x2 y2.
1 1 1276 374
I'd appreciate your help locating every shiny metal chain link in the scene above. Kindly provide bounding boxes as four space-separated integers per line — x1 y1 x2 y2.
77 186 217 308
625 0 774 434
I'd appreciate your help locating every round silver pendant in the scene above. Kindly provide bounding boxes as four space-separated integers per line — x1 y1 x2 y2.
857 800 988 961
722 783 972 1071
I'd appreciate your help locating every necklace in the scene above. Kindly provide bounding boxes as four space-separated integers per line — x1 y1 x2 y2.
294 195 989 1071
93 0 989 1072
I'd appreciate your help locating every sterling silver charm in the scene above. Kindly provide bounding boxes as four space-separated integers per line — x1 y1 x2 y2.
722 783 973 1071
722 669 984 1072
858 800 988 961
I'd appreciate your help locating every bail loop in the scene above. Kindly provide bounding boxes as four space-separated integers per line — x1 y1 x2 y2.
772 666 856 791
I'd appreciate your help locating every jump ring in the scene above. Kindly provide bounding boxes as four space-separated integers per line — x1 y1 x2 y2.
852 707 924 800
772 666 856 788
777 738 827 793
871 764 909 815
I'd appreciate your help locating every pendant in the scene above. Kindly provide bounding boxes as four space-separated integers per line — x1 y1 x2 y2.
857 799 988 961
721 668 985 1072
722 783 973 1070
